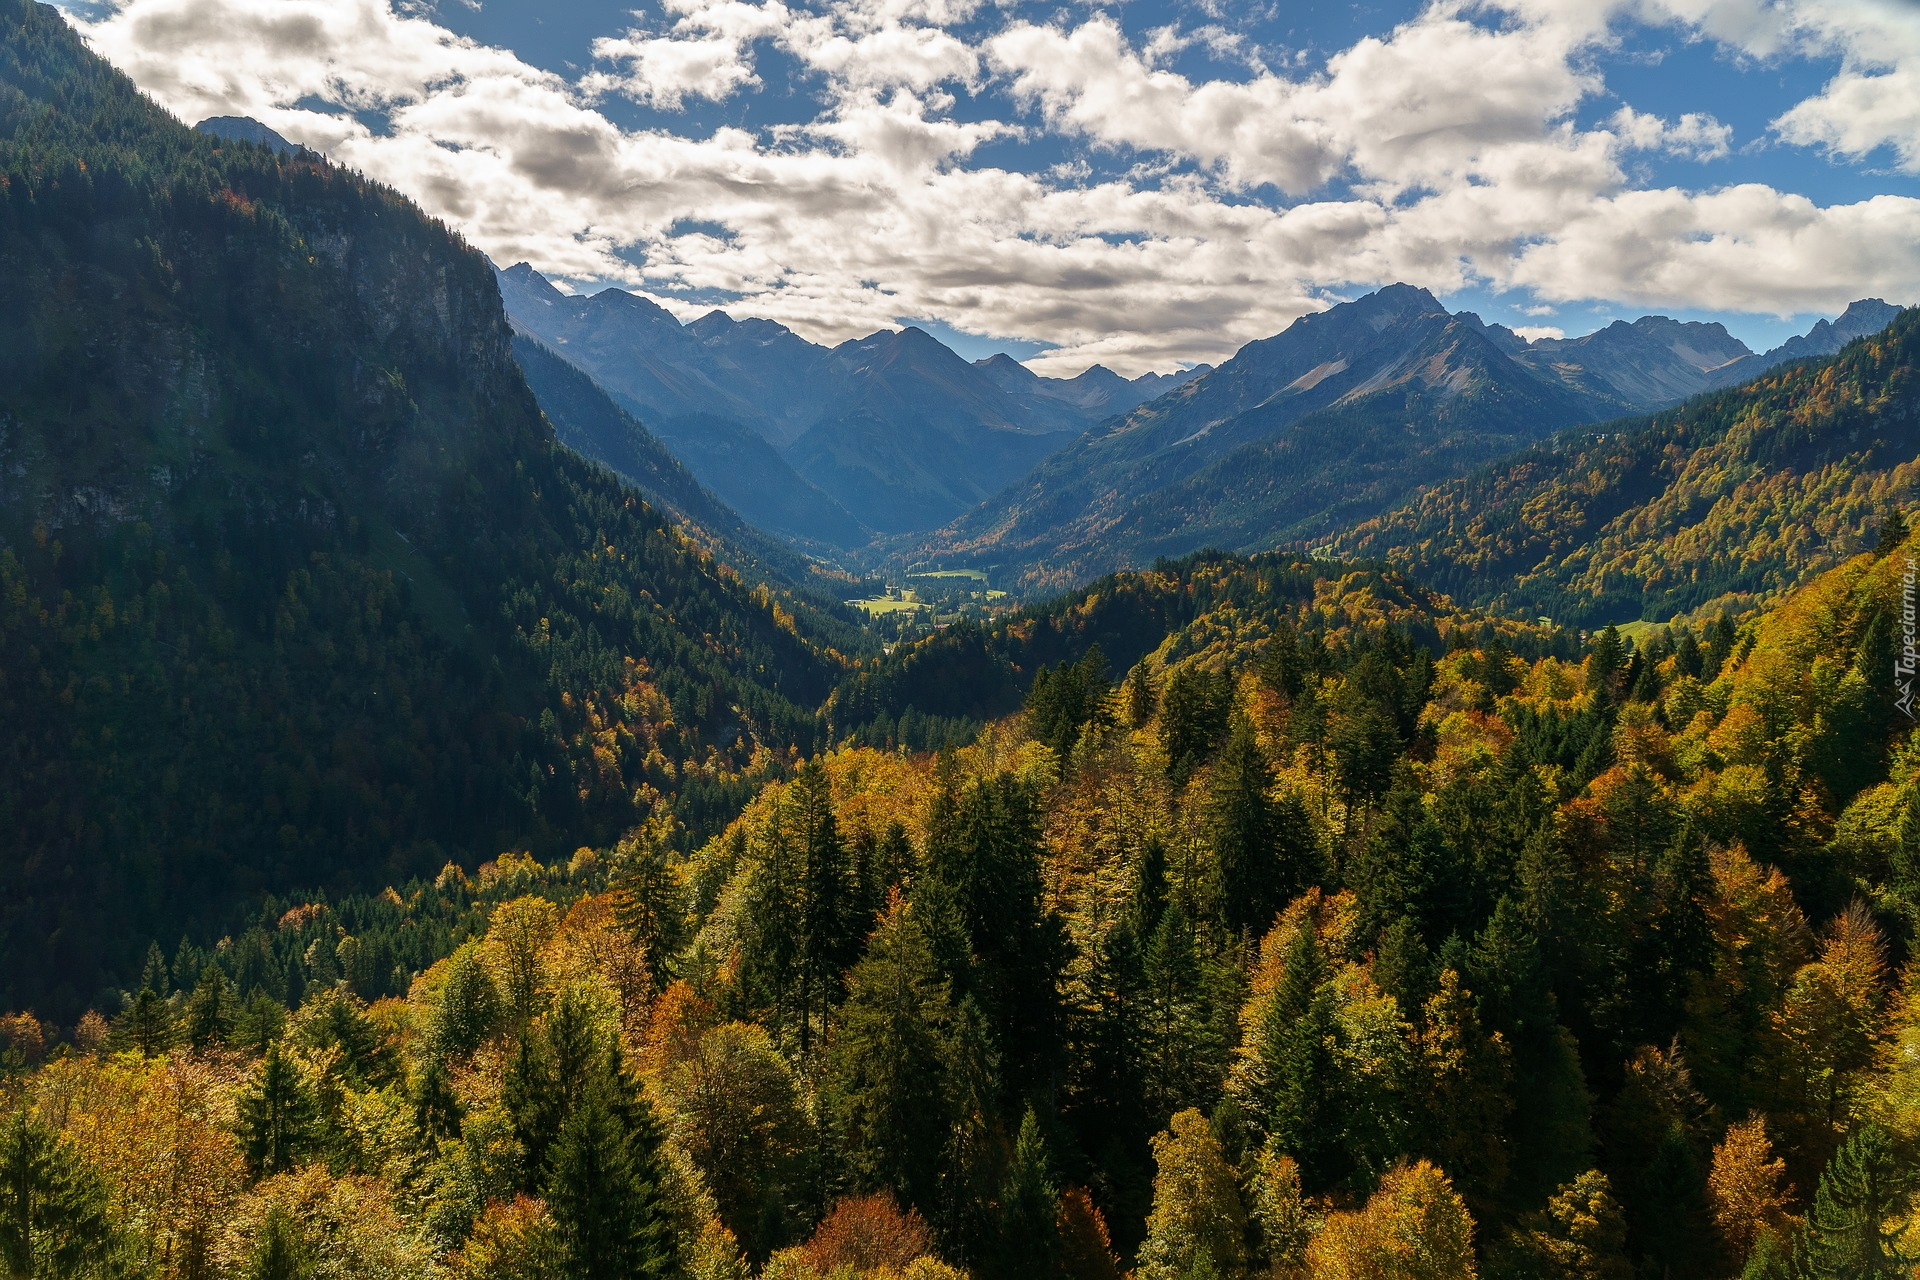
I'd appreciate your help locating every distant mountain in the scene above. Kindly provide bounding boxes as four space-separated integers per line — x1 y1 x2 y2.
496 263 1188 538
0 2 852 1008
898 287 1909 592
1333 307 1920 626
1749 298 1904 369
1511 314 1754 411
972 351 1208 418
193 114 298 153
903 284 1610 590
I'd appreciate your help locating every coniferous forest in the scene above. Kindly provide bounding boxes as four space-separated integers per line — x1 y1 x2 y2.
5 1 1920 1278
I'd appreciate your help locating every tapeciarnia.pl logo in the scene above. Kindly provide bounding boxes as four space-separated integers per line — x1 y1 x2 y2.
1901 556 1918 721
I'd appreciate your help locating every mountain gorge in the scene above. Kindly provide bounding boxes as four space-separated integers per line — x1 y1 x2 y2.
497 262 1201 539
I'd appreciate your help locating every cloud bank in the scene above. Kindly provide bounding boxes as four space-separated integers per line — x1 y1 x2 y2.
63 0 1920 374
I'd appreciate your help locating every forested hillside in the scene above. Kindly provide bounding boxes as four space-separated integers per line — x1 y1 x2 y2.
1335 309 1919 626
2 510 1912 1279
0 0 852 1012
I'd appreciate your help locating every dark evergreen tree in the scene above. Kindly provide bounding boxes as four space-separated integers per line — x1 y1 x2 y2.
824 899 957 1224
1875 506 1910 557
236 1043 320 1178
1207 717 1284 936
0 1110 116 1279
610 828 688 994
431 944 502 1060
410 1055 464 1152
182 962 235 1051
246 1206 313 1280
997 1108 1060 1277
1587 626 1626 704
1795 1122 1916 1279
546 1051 680 1280
1241 926 1338 1191
923 773 1065 1092
503 990 604 1192
1160 668 1232 782
114 985 175 1058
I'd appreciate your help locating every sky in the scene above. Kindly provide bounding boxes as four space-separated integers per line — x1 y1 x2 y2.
50 0 1920 375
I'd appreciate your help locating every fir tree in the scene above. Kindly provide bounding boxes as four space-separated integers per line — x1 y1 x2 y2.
1875 506 1909 558
431 942 502 1060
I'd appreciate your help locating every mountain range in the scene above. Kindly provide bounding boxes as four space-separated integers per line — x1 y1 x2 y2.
1332 305 1920 626
895 288 1904 590
496 262 1204 540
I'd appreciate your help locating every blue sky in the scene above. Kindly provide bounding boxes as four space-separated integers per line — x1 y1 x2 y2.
62 0 1920 372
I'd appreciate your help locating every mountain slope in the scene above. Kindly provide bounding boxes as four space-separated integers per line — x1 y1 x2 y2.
497 263 1182 539
0 0 848 1010
908 284 1608 590
510 333 869 587
1332 308 1920 626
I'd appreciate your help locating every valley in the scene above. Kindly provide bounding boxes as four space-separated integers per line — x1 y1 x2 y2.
2 2 1919 1279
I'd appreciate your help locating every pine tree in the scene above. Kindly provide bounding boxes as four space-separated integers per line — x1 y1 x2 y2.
1795 1122 1916 1279
0 1110 116 1279
236 1042 320 1178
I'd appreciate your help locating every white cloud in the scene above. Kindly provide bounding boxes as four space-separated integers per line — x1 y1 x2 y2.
1609 106 1733 160
55 0 1920 377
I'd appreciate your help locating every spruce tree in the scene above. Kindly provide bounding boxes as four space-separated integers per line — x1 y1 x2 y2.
1795 1122 1916 1278
792 759 857 1057
182 962 235 1051
545 1051 679 1280
998 1108 1060 1276
823 898 957 1223
1206 717 1282 936
432 942 502 1060
0 1110 116 1279
1242 926 1338 1190
236 1043 320 1178
114 984 175 1057
1875 506 1910 557
410 1054 464 1152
